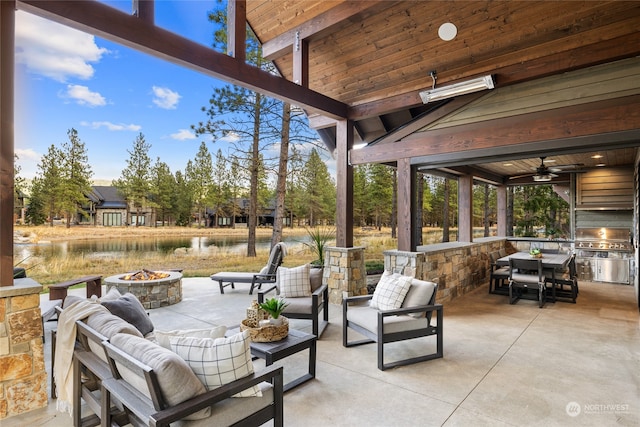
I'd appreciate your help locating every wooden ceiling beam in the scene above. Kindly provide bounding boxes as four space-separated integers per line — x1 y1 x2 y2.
261 1 388 61
350 95 640 165
16 0 348 119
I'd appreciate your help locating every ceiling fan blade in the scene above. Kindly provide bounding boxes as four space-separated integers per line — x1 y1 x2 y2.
509 173 534 180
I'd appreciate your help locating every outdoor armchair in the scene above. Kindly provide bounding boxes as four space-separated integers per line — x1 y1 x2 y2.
211 242 286 294
343 274 443 371
258 264 329 338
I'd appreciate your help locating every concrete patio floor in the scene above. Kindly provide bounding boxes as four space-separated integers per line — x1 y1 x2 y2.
5 277 639 426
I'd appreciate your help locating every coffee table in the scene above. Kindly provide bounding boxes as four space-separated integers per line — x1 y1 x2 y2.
232 328 317 392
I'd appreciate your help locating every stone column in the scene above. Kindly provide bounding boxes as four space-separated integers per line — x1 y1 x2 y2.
325 246 366 304
0 279 48 420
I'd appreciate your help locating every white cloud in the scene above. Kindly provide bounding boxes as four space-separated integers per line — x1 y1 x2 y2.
217 131 241 144
151 86 181 109
15 11 108 82
81 121 141 131
63 85 106 107
14 148 40 161
170 129 196 140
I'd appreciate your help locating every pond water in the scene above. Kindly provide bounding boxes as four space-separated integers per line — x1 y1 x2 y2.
13 235 305 263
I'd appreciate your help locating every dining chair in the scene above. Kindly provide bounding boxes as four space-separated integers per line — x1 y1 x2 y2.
508 258 546 308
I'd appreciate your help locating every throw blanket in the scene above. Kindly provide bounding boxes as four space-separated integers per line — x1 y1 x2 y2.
54 299 108 415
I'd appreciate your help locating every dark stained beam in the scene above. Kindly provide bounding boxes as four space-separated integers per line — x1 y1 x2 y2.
132 0 154 24
396 158 414 251
351 95 640 165
496 186 507 237
17 0 348 119
227 0 246 62
262 1 387 61
1 0 15 286
336 119 354 248
458 175 473 243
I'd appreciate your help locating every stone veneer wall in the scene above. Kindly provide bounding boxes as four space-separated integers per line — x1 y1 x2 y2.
108 276 183 309
324 246 367 304
385 239 512 303
0 278 48 419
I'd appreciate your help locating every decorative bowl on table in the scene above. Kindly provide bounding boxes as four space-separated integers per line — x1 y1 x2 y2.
240 316 289 342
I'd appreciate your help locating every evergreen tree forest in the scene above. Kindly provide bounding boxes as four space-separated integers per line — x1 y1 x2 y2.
19 125 570 242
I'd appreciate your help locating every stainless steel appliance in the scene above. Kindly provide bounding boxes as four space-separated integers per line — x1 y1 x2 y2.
575 228 634 284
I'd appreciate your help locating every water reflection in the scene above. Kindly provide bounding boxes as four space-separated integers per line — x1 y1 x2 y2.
14 235 303 263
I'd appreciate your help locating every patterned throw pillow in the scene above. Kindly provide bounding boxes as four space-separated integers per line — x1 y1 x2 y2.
169 330 261 398
154 326 228 350
370 272 412 311
278 264 311 298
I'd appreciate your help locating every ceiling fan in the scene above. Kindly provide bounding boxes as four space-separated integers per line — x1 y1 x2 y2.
509 157 584 182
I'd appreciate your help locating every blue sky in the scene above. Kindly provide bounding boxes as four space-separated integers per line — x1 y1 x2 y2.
15 1 321 183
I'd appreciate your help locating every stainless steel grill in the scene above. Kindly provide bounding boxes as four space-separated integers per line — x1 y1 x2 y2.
575 228 633 284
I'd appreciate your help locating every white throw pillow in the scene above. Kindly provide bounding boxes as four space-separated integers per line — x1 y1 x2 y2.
154 326 228 350
370 272 412 311
278 264 311 298
169 330 261 398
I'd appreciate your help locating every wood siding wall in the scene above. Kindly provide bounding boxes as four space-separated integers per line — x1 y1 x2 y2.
577 167 634 208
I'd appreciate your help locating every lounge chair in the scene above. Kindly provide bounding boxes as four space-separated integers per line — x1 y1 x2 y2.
211 242 286 294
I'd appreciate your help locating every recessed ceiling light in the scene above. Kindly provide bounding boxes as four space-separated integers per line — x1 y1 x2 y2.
545 159 556 163
438 23 457 41
502 163 513 167
591 154 603 159
595 163 606 167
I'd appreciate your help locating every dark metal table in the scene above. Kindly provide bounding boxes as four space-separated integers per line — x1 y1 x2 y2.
234 328 317 392
497 252 571 302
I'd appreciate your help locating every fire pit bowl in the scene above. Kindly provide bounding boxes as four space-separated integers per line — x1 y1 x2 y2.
104 269 183 309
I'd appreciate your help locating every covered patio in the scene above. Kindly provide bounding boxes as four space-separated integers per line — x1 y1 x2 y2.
6 277 639 426
1 1 640 423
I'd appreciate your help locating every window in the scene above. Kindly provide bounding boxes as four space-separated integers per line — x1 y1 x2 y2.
103 212 122 226
131 215 146 226
218 217 231 226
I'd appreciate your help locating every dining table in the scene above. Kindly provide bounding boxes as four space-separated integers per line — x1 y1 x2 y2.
496 252 572 302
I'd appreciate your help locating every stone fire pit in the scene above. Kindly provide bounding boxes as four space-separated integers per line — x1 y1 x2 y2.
104 269 183 309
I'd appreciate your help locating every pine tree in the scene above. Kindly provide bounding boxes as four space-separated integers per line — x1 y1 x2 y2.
32 144 64 226
187 141 214 227
114 133 152 226
149 158 175 226
59 128 93 227
300 149 335 225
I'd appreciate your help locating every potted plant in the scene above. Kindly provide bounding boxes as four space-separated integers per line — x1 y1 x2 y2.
302 227 334 267
529 248 542 258
259 297 289 326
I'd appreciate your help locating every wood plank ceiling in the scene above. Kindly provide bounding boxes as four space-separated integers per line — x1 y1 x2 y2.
246 0 640 183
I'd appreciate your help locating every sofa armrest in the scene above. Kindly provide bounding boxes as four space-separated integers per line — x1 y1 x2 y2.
379 303 443 318
343 294 373 304
149 365 284 426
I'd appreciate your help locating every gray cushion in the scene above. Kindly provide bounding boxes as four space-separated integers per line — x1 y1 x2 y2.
110 333 210 420
102 293 154 336
282 297 313 315
309 267 323 292
347 305 429 335
402 279 436 318
173 382 274 427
